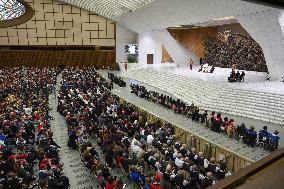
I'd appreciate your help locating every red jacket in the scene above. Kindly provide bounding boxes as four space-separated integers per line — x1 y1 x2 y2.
105 181 116 189
150 183 161 189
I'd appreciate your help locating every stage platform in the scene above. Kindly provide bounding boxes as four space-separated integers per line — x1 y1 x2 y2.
129 64 284 95
117 65 284 137
98 70 275 171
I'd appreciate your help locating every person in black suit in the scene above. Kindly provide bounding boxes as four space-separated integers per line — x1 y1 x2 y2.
240 71 245 82
201 172 215 189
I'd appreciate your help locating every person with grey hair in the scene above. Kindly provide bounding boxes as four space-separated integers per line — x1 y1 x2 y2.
147 132 154 144
207 157 218 174
149 153 160 170
188 148 198 164
136 144 146 161
131 140 141 155
173 170 186 188
163 165 174 189
197 152 209 172
175 153 184 169
201 172 216 188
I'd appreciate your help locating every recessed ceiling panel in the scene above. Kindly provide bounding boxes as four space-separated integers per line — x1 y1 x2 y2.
59 0 155 21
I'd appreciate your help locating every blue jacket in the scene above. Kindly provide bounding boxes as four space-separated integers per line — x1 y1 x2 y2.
129 172 145 184
0 134 6 142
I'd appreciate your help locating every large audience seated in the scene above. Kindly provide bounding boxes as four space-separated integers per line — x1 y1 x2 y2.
2 65 277 189
57 67 235 189
0 67 69 189
130 83 280 151
203 34 268 72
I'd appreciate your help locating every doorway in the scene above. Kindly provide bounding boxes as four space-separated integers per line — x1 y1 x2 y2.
147 54 154 64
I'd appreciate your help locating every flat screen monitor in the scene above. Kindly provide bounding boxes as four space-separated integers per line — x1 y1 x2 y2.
125 44 138 54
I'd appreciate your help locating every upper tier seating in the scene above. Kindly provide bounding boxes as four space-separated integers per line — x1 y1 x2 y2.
120 68 284 125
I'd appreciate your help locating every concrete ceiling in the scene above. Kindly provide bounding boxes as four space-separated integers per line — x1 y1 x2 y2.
58 0 155 21
117 0 279 33
241 0 284 8
57 0 282 34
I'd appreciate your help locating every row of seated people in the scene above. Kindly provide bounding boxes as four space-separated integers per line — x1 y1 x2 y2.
254 126 279 150
130 84 193 114
0 67 69 189
57 67 233 189
228 70 245 82
101 65 120 71
206 112 279 150
108 72 126 87
130 83 280 151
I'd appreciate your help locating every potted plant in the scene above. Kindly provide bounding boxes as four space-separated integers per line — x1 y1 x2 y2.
127 56 136 63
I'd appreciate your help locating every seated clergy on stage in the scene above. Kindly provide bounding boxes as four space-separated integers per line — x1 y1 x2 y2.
210 66 215 73
228 70 245 82
240 71 245 82
228 70 236 82
235 71 241 81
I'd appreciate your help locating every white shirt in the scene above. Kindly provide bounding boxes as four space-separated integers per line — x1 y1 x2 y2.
23 107 32 115
106 106 112 114
173 150 178 159
175 157 184 168
131 138 141 148
78 94 83 99
132 145 141 154
203 159 209 168
225 171 232 177
140 129 145 136
147 135 154 144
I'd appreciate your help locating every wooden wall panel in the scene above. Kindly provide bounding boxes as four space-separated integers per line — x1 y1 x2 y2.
0 0 115 46
168 27 218 58
161 45 173 63
0 50 116 68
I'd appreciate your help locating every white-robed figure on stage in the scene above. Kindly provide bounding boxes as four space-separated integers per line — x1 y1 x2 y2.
202 63 209 73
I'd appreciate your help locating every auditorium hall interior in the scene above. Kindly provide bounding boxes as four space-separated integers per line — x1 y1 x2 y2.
0 0 284 189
